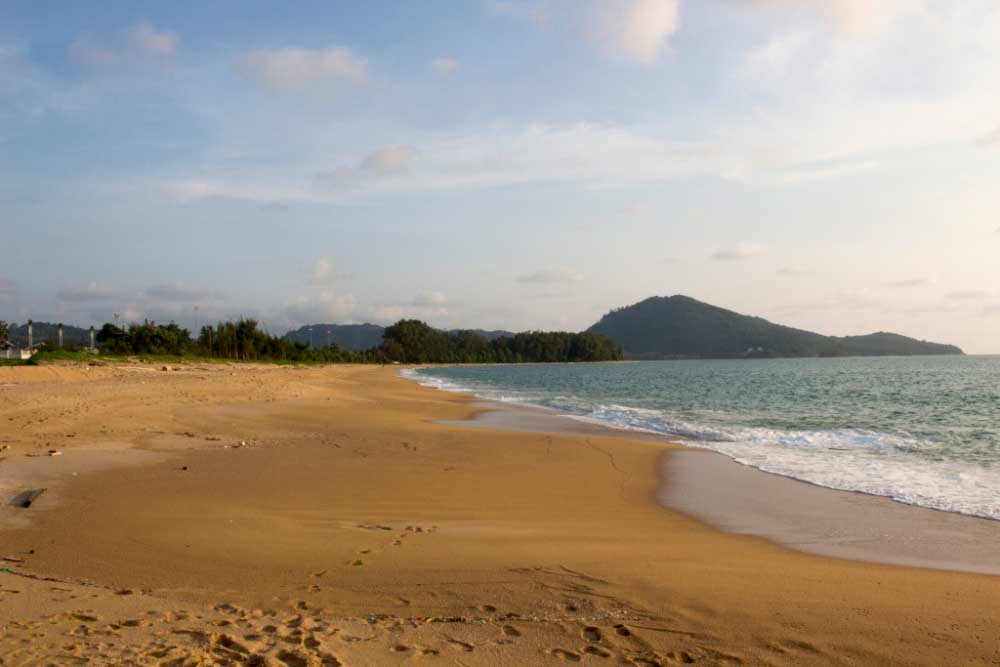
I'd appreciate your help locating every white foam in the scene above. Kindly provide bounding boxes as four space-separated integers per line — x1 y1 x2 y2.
577 403 1000 521
401 368 1000 521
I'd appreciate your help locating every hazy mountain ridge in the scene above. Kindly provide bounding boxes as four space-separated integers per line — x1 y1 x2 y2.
284 324 515 351
587 296 963 359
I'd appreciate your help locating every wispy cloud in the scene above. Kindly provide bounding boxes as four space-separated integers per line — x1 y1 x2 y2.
283 291 357 326
309 258 335 286
165 123 739 203
516 268 583 284
239 46 368 91
596 0 681 64
127 20 178 57
776 289 881 313
57 282 118 303
712 242 767 261
360 145 419 175
412 291 448 307
142 284 214 303
430 56 459 75
745 0 917 36
489 1 554 28
69 20 177 68
886 278 931 288
975 125 1000 147
69 36 119 68
945 290 990 301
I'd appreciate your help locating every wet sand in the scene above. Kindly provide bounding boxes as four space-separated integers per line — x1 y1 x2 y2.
448 398 1000 576
0 363 997 666
662 450 1000 576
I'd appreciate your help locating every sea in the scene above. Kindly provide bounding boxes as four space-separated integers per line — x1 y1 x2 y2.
404 356 1000 521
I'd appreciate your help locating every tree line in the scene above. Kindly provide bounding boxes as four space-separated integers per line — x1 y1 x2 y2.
90 318 622 364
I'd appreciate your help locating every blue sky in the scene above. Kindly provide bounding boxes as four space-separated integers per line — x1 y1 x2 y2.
2 1 999 351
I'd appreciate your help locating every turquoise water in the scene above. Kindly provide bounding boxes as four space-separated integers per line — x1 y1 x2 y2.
406 357 1000 520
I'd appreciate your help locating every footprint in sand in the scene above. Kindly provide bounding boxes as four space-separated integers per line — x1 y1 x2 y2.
275 649 309 667
447 638 474 652
584 645 612 658
615 623 633 637
550 648 582 662
665 650 697 664
502 625 521 637
582 626 602 642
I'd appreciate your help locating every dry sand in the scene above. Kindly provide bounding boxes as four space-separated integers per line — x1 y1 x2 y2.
0 363 997 666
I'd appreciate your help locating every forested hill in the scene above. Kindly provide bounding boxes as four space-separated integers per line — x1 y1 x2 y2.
285 324 385 351
284 324 515 351
587 296 964 359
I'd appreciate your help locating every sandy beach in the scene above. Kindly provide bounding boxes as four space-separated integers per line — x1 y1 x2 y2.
1 363 998 666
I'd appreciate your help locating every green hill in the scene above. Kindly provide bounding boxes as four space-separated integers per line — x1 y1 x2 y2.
285 324 386 351
587 296 963 359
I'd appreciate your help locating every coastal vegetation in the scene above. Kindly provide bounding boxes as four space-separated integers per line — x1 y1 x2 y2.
381 319 622 363
7 318 621 365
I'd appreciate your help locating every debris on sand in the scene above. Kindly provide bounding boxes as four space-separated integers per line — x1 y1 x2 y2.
10 488 47 509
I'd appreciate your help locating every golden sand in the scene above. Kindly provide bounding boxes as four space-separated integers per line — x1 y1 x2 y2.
0 363 997 666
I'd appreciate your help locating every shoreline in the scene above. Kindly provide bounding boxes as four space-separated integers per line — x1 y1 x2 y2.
430 391 1000 576
1 363 998 666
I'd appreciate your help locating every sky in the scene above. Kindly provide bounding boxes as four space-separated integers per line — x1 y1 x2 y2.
1 1 999 352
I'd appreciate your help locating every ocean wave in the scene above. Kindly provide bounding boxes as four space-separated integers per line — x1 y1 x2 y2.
402 367 1000 521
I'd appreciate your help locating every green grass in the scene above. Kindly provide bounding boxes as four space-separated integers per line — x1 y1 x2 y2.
6 350 347 367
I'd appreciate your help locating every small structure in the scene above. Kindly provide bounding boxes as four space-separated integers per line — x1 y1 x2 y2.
2 341 38 360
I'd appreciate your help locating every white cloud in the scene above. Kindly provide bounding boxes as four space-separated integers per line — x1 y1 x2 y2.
736 29 812 86
309 258 335 286
946 290 990 301
430 56 459 75
597 0 681 64
163 123 739 203
746 0 917 36
57 281 118 303
978 125 1000 147
412 291 448 307
69 21 177 68
127 20 178 57
361 144 418 175
143 284 214 302
240 46 368 91
284 291 357 325
489 1 554 28
517 268 584 284
886 278 932 288
711 242 767 261
776 289 881 313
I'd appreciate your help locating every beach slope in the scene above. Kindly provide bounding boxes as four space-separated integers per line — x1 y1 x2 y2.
0 364 996 666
